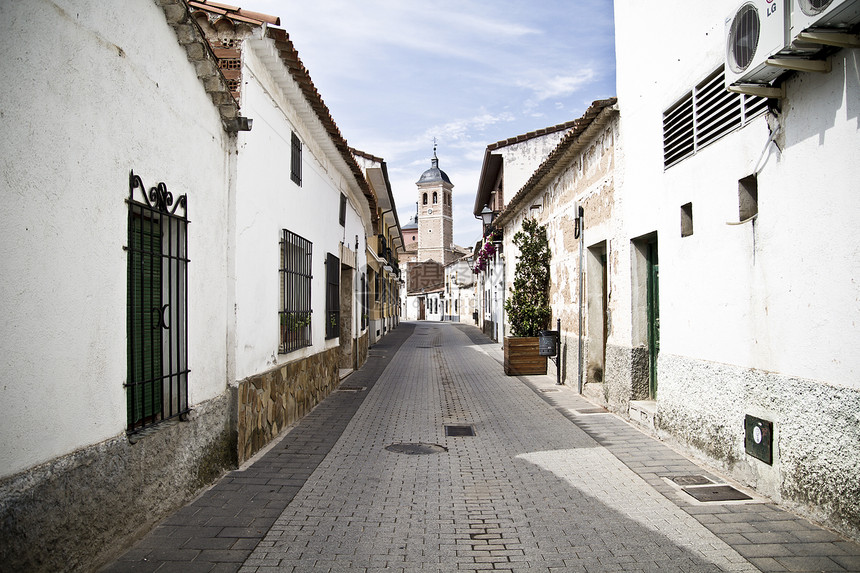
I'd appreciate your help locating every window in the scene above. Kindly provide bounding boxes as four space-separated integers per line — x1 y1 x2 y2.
681 203 694 237
325 253 340 340
339 193 346 226
663 67 768 169
739 175 758 221
361 273 367 329
433 192 438 204
126 171 189 434
290 132 302 186
280 229 313 353
422 193 428 205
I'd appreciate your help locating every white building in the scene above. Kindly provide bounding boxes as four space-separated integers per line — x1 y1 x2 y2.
614 0 860 539
0 1 380 569
473 122 580 341
0 2 240 570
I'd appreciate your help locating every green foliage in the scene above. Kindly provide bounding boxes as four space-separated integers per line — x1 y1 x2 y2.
504 218 551 337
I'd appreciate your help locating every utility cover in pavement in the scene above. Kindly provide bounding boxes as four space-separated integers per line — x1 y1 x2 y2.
445 425 475 437
671 475 712 486
385 443 448 455
683 485 752 502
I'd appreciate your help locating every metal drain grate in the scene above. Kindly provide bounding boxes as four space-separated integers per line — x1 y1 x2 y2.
539 388 559 393
683 485 752 502
337 386 366 393
385 443 448 455
445 425 475 437
672 475 712 486
575 408 608 414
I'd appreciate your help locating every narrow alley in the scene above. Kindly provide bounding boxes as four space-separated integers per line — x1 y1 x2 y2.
104 322 860 573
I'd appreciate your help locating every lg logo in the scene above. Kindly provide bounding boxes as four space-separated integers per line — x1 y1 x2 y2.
766 0 778 17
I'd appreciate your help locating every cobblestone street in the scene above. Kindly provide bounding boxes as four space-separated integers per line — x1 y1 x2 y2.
105 322 860 573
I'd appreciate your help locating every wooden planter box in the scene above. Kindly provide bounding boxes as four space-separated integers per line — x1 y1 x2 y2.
503 337 547 376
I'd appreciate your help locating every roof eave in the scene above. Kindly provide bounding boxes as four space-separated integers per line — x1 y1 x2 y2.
495 98 619 228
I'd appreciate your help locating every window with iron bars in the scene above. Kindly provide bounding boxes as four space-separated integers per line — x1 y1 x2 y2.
325 253 340 340
663 66 768 169
125 171 189 434
280 230 313 353
361 273 368 330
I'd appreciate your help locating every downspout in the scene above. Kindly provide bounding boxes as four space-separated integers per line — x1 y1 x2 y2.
355 234 359 372
576 205 585 394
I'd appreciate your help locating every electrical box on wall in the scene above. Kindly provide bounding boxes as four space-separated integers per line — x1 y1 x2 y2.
745 414 774 464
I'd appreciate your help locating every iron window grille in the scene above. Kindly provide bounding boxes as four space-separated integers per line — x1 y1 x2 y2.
663 66 768 169
290 131 302 186
280 229 313 353
361 273 367 329
325 253 340 340
125 171 190 434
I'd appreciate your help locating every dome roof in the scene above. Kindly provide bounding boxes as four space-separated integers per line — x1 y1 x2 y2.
416 157 451 185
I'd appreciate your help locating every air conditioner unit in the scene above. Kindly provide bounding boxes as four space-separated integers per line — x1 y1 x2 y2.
725 0 790 88
790 0 860 43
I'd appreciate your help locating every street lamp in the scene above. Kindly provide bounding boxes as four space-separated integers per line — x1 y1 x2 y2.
479 205 495 227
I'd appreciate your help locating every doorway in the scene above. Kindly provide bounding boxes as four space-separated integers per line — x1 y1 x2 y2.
632 233 659 400
586 242 608 385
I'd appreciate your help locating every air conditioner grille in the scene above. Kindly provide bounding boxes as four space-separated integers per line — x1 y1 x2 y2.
799 0 833 16
729 3 761 73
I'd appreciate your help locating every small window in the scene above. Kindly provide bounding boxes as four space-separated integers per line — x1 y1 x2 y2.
681 203 693 237
739 175 758 221
325 253 340 340
422 193 428 205
339 193 346 226
433 192 438 204
290 132 302 186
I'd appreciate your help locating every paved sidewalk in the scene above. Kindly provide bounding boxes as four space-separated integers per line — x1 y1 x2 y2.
105 322 860 573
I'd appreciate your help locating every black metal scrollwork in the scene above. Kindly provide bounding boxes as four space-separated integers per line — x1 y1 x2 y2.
129 170 187 217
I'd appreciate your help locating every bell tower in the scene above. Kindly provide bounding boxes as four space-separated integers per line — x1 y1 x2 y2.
416 147 454 264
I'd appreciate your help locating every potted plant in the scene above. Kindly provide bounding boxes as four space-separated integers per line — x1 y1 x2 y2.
503 218 551 375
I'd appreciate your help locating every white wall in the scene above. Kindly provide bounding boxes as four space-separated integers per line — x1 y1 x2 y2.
0 0 233 478
496 132 572 198
615 1 860 388
234 39 367 380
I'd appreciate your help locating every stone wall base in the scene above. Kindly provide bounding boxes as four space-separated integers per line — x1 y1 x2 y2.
0 391 235 573
237 347 339 464
656 353 860 542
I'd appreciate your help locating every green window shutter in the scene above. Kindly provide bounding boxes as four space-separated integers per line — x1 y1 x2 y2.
127 213 163 426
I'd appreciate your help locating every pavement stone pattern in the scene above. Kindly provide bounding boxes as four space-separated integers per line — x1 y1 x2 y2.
105 322 860 573
101 324 416 573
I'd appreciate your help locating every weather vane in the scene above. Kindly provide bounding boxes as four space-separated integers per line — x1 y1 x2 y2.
432 137 437 157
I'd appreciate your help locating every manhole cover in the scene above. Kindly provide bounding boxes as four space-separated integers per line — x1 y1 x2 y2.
683 485 752 502
385 443 448 455
445 425 475 437
672 475 712 486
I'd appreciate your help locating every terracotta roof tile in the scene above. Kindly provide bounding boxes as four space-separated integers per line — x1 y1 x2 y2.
188 0 279 26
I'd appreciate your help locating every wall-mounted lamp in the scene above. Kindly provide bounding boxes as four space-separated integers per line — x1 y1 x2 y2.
479 205 495 227
224 116 253 132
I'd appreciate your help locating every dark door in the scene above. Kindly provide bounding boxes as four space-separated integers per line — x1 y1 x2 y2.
646 240 660 398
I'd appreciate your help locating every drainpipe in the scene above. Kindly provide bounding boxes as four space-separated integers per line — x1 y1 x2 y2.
576 205 585 394
355 234 359 372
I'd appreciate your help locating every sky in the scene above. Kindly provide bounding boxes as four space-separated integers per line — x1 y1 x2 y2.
249 0 617 249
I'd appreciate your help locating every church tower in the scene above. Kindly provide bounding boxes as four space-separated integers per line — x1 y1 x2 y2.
416 149 454 265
